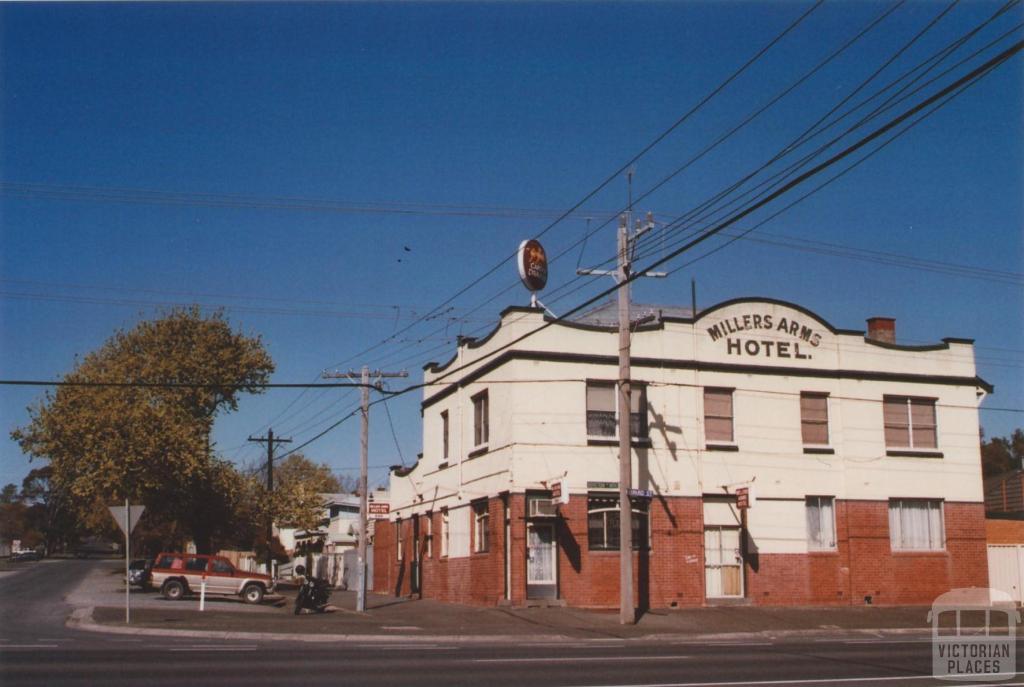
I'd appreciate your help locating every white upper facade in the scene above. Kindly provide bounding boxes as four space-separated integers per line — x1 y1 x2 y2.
389 297 990 519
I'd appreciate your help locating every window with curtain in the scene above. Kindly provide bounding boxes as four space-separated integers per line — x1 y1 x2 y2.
805 496 836 550
704 388 734 443
889 499 944 550
883 396 937 449
586 381 647 439
800 393 829 445
473 501 490 553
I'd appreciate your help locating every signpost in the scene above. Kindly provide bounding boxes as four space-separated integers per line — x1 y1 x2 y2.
551 480 569 505
736 488 750 510
368 502 390 520
108 501 145 624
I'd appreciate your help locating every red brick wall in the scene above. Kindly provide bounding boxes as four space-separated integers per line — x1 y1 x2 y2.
374 496 988 608
986 518 1024 545
746 501 988 606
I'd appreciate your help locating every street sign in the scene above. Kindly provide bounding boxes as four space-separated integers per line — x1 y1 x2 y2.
628 488 654 499
587 481 618 490
108 505 145 535
368 502 390 519
736 488 750 510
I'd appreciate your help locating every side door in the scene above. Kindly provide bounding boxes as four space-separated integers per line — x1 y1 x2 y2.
183 555 210 592
207 557 238 594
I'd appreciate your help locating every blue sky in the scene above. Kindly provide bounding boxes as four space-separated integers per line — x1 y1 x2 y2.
1 1 1021 491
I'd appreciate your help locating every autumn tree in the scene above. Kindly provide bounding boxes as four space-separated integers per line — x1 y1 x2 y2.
249 452 342 533
11 306 274 552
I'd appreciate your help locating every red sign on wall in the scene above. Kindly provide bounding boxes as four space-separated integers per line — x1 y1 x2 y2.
736 488 750 510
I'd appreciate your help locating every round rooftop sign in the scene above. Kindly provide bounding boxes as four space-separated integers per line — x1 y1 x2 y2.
517 239 548 292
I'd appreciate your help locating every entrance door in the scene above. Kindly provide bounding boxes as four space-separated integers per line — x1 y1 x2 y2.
526 522 557 599
705 526 743 598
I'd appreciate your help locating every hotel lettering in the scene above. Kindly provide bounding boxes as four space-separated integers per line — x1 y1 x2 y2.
706 312 822 360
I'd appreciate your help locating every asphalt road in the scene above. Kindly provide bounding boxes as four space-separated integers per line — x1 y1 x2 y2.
3 559 1024 687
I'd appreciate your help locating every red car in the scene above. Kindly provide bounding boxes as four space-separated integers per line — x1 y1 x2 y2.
150 553 274 604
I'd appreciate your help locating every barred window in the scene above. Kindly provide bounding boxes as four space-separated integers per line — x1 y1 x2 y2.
586 382 647 438
586 495 648 550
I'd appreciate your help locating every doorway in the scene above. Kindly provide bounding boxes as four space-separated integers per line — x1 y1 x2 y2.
526 522 557 599
705 526 744 598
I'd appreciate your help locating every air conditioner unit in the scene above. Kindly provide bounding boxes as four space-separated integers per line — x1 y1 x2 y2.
528 498 557 518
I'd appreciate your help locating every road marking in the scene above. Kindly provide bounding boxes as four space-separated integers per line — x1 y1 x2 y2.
380 625 422 631
702 642 773 647
557 675 1022 687
475 655 692 663
170 647 259 653
1 644 59 649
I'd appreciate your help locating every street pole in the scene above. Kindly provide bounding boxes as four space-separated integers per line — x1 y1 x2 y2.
248 428 291 577
125 496 130 625
579 209 664 625
323 366 407 613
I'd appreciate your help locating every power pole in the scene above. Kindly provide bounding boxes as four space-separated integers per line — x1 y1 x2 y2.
578 209 664 624
248 428 291 577
323 366 407 612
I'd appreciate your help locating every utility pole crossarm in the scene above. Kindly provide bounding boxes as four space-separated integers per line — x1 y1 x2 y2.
322 366 407 613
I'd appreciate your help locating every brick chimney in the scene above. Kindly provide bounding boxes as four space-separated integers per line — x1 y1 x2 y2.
866 317 896 344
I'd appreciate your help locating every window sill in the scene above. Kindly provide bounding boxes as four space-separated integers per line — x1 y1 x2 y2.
886 449 943 458
803 446 835 455
705 443 739 452
588 548 649 554
808 548 839 554
467 445 489 459
587 437 653 448
891 549 947 556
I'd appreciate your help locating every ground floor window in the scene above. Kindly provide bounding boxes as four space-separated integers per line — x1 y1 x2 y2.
806 496 836 550
586 494 649 550
889 498 944 551
473 500 490 553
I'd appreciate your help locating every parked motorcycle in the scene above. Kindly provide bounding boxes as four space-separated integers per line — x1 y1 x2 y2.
293 565 332 614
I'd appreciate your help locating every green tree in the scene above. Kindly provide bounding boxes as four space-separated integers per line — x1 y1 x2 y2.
981 428 1024 478
251 452 342 533
11 306 274 551
0 484 18 505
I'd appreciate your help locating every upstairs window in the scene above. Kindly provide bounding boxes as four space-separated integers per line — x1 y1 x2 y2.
424 514 433 559
472 391 489 448
800 393 830 445
441 410 450 462
586 381 648 439
884 396 937 449
704 388 734 444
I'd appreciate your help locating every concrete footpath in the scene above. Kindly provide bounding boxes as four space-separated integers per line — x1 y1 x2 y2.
65 559 945 643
